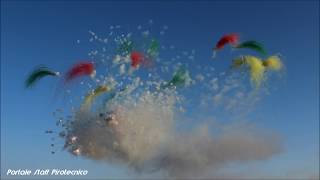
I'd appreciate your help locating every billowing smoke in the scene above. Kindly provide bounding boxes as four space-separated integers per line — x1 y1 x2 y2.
61 90 282 177
44 24 285 178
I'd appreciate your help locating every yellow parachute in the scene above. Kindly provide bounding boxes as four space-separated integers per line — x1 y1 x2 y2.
232 55 283 88
263 55 283 71
83 85 111 108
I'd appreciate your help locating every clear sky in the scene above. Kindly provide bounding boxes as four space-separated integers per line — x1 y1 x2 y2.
1 0 319 179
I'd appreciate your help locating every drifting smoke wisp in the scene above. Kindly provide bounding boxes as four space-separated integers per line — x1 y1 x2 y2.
63 91 282 177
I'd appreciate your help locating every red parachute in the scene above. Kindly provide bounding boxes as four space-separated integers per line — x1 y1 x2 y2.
212 33 239 58
131 51 144 68
65 62 95 82
214 33 239 50
130 51 152 68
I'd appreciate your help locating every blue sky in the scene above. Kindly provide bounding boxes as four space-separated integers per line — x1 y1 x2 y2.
1 1 319 179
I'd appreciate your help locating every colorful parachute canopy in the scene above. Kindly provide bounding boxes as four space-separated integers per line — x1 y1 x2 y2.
130 51 150 68
214 33 239 50
232 55 284 88
83 85 111 107
212 33 239 58
263 55 282 71
163 67 192 89
234 40 267 55
65 62 95 82
147 39 159 58
232 56 265 88
25 66 59 88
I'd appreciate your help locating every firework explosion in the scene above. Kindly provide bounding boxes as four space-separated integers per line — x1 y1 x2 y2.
37 21 283 178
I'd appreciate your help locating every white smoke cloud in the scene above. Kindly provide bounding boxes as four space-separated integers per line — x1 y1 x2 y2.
62 91 282 178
